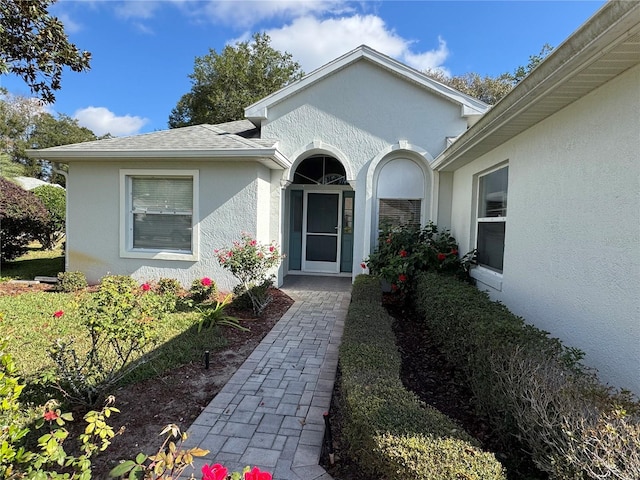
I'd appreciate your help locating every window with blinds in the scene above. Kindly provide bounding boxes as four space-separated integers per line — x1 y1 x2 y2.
476 166 508 272
378 199 421 229
130 176 193 251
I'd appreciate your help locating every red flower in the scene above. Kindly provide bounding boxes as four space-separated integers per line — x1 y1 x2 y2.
360 262 367 269
201 463 228 480
398 273 407 282
391 284 398 292
44 410 59 421
269 245 275 253
437 253 446 262
201 277 212 287
451 249 458 255
399 250 408 257
53 310 64 318
245 467 272 480
250 239 257 246
141 283 151 292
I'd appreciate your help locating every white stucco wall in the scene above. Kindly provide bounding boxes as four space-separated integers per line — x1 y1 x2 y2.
66 159 277 291
262 60 469 274
448 64 640 394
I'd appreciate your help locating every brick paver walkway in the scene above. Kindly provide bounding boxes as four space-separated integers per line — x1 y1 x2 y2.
185 276 351 480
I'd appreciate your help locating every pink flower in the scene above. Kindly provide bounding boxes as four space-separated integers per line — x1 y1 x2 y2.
399 250 408 257
437 253 446 262
44 410 59 421
245 467 272 480
53 310 64 318
269 245 275 253
141 283 151 292
227 251 233 257
398 273 407 282
250 239 257 246
201 277 212 287
201 463 228 480
451 248 458 256
385 238 392 244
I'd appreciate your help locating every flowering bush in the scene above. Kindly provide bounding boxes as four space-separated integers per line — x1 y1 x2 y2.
364 222 472 296
47 275 174 406
112 424 272 479
215 234 283 315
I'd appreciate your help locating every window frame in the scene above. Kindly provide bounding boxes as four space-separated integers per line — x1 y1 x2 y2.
474 164 508 278
119 169 199 261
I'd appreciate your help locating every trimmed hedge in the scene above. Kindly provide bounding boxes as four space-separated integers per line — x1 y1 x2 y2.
415 272 640 480
337 275 506 479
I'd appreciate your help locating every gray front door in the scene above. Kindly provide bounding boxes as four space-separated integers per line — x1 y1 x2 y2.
302 191 341 273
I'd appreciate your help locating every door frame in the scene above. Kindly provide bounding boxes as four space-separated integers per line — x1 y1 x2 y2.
301 190 342 273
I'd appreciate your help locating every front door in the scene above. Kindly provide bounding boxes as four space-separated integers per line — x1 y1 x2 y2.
302 192 341 273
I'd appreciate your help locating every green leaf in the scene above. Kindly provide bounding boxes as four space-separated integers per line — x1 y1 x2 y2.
109 460 136 477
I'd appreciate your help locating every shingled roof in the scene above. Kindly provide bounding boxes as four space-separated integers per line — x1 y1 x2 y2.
27 123 289 169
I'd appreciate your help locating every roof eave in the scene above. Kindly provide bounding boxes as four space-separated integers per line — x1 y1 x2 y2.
26 148 292 170
433 1 640 172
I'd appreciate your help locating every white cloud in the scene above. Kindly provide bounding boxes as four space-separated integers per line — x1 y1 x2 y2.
114 1 161 20
56 13 83 34
73 107 148 137
263 15 450 73
198 0 350 28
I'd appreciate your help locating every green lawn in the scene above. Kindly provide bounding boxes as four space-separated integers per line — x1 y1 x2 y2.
0 244 65 281
0 290 227 391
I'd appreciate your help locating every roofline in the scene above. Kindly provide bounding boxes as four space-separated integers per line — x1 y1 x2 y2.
245 45 489 124
26 148 292 170
432 0 640 171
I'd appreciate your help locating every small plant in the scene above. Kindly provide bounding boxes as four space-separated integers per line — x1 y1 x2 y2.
196 294 247 333
186 277 217 304
110 424 273 479
57 270 88 292
157 277 182 296
215 234 283 315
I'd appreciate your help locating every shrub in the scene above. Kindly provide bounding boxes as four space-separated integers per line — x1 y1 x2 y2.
56 270 87 292
338 275 506 479
216 234 283 315
415 272 640 479
0 339 120 478
32 184 65 250
0 177 50 261
48 275 173 406
364 222 472 296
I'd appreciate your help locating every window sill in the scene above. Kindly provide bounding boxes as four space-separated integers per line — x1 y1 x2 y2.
120 249 198 262
470 266 503 291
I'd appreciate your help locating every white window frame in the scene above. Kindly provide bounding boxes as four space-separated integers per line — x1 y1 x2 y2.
119 169 199 261
471 164 508 290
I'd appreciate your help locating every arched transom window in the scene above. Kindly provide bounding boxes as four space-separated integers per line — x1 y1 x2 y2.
293 155 347 185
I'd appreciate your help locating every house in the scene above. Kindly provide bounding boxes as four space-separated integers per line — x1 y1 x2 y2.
29 1 639 394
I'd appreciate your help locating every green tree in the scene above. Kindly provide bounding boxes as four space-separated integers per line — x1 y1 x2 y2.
169 33 304 127
427 44 554 105
32 184 66 249
0 92 102 184
27 112 104 185
0 0 91 103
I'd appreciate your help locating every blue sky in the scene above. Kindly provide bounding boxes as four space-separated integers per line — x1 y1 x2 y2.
1 0 606 137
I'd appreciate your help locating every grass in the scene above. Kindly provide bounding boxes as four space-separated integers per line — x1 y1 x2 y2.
0 291 227 385
0 244 65 281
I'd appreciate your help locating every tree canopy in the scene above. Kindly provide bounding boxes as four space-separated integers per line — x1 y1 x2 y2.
426 44 554 105
169 33 304 128
0 0 91 103
0 92 103 185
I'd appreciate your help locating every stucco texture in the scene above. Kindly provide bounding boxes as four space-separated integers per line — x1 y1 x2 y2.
449 64 640 393
67 160 278 291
